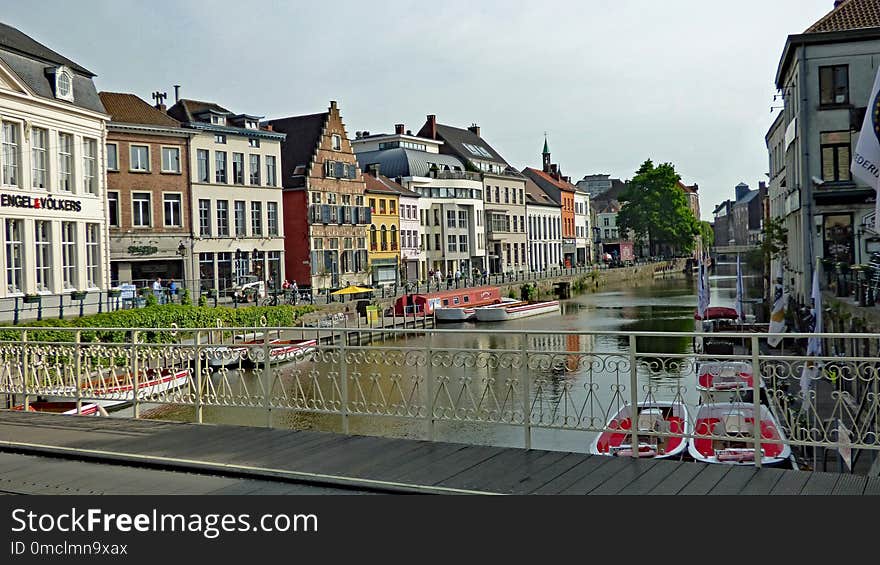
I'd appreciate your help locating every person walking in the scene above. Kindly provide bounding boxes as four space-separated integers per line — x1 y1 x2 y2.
152 278 163 304
168 279 178 303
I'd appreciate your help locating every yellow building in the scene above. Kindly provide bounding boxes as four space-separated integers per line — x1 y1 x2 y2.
364 167 404 286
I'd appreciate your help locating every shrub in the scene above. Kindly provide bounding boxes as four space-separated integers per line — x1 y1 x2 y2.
198 294 208 307
145 293 158 307
180 288 192 306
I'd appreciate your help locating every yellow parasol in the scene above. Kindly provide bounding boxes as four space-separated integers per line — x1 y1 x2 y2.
330 285 374 296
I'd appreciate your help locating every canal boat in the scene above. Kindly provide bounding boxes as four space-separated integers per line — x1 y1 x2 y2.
393 287 501 317
247 339 317 365
435 296 517 322
12 400 106 416
49 367 191 409
688 402 791 466
590 401 690 459
474 300 560 322
205 332 264 368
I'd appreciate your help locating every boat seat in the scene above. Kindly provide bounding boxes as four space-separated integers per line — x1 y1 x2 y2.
636 409 667 433
722 411 752 437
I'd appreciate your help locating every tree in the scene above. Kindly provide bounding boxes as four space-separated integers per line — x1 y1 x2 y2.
617 160 700 255
698 221 714 248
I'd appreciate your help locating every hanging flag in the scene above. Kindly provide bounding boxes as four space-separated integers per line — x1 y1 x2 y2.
768 263 787 347
851 63 880 233
734 254 745 322
696 260 710 319
800 258 823 395
702 256 711 311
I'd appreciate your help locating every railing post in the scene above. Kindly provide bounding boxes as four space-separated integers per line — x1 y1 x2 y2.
521 332 531 450
628 334 640 458
339 328 350 434
426 329 435 441
22 330 28 411
751 334 762 469
75 330 82 415
195 330 203 424
263 331 272 428
131 330 139 419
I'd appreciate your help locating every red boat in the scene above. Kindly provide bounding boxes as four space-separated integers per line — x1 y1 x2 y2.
591 401 690 459
688 403 791 466
394 287 501 317
12 401 105 416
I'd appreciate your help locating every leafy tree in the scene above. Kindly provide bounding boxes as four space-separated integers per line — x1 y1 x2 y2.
761 217 788 265
617 160 700 255
698 221 714 248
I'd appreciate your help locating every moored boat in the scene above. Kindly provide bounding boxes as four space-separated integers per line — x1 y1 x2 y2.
12 400 106 416
590 401 690 459
435 297 518 322
474 300 560 322
696 360 761 403
50 367 191 409
205 332 265 367
394 287 502 317
688 402 791 466
247 339 317 364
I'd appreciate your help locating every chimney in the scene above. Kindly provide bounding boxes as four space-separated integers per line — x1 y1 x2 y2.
833 0 845 7
363 130 370 137
468 123 480 137
426 114 437 140
406 129 412 135
369 164 381 178
264 124 273 132
330 100 338 111
394 123 405 135
173 85 180 103
355 131 362 139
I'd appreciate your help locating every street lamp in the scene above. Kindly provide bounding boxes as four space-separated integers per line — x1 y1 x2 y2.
177 241 186 257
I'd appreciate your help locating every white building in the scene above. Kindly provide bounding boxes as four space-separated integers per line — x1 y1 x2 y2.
524 177 562 271
574 186 592 265
167 98 286 293
0 23 109 305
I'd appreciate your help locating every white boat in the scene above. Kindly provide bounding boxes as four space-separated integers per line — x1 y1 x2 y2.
205 332 264 368
474 300 560 322
12 400 106 416
435 297 518 322
688 402 791 466
247 339 317 365
51 367 191 409
590 401 690 459
696 361 761 402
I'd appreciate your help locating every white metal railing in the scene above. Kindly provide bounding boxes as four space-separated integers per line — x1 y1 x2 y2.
1 326 878 469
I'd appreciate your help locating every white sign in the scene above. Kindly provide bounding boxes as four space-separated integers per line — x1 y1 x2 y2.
784 117 797 150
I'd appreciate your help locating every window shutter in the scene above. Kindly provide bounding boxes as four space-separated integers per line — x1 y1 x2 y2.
334 162 345 178
321 204 331 224
364 207 372 224
338 206 345 224
348 164 357 179
352 206 360 225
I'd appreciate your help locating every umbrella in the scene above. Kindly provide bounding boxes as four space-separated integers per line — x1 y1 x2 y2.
330 285 374 296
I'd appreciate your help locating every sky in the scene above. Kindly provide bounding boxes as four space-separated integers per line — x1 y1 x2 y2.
1 0 841 220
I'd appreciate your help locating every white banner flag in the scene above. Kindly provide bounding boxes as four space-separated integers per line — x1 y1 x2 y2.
851 64 880 232
768 263 787 347
696 261 710 319
734 254 744 322
800 259 823 395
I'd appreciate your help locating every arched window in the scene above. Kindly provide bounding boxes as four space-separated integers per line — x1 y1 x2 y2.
390 225 398 250
370 225 377 251
381 225 388 251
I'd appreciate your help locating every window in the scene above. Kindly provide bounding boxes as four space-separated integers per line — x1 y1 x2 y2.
1 122 19 187
380 226 388 250
311 192 322 204
234 201 246 236
216 200 229 236
229 153 244 185
215 151 227 183
447 235 456 250
248 138 260 148
86 224 100 288
211 115 226 126
331 134 342 151
107 192 119 227
61 221 76 290
369 198 376 213
35 221 51 292
391 226 398 250
434 209 440 226
132 193 151 227
447 210 456 227
267 202 278 236
161 147 180 173
245 120 258 130
313 238 324 250
29 127 48 189
603 217 609 227
819 65 849 106
458 210 467 228
199 199 211 236
494 186 500 202
504 187 509 203
83 138 97 193
106 143 118 171
130 145 149 172
389 200 396 214
163 194 182 227
266 155 276 186
58 132 73 191
435 234 441 250
249 154 260 185
197 149 210 182
214 134 227 144
199 253 215 291
821 131 851 182
251 202 263 235
5 219 22 293
379 199 386 215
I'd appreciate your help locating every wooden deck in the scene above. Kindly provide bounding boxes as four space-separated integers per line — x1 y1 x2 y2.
0 410 877 495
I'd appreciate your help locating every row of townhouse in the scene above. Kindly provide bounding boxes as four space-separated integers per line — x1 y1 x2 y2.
0 21 597 302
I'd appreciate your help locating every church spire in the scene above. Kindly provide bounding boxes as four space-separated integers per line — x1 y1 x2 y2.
542 132 551 172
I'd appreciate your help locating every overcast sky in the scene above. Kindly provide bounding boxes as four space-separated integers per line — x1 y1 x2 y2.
3 0 841 219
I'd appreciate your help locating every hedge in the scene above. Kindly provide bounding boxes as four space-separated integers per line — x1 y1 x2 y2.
0 304 317 343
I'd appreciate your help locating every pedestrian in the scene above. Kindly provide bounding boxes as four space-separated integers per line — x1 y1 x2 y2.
152 277 163 304
282 279 291 289
168 279 178 303
454 269 461 288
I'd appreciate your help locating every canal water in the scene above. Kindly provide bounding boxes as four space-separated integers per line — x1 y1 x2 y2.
151 263 765 453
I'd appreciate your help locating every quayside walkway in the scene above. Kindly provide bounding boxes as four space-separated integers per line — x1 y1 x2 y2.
1 411 878 495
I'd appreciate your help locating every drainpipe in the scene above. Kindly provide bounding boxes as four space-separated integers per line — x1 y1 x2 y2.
798 44 813 301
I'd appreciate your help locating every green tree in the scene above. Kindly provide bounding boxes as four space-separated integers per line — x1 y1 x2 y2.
698 221 714 248
617 160 700 255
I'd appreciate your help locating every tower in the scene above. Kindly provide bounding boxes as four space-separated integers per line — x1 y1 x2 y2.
542 133 551 173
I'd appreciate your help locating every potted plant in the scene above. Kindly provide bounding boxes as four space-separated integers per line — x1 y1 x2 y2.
107 287 122 298
23 293 41 304
70 290 87 300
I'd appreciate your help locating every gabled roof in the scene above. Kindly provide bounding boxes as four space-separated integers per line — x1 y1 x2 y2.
524 176 560 208
264 113 329 183
806 0 880 33
0 22 92 75
417 121 509 165
733 190 759 207
355 148 466 179
167 99 232 123
99 92 181 127
522 167 576 206
363 172 418 197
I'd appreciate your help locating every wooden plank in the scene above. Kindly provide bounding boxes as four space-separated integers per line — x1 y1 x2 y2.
530 456 614 494
502 452 590 495
708 466 757 495
295 436 412 475
363 443 469 482
646 460 706 495
581 458 659 495
483 451 573 494
335 439 434 478
394 445 507 486
677 464 731 495
615 460 681 495
831 474 868 495
800 472 841 495
769 471 811 495
436 449 544 491
863 477 880 496
738 468 786 495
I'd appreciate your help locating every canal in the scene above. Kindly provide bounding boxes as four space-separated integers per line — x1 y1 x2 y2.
150 262 766 453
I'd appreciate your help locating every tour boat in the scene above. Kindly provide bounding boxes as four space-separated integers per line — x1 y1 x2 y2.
688 402 791 466
474 300 560 322
247 338 317 365
435 296 517 322
394 287 501 317
12 400 105 416
590 401 690 459
49 367 191 409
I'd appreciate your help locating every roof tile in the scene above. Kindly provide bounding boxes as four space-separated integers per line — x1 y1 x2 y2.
98 92 180 127
805 0 880 33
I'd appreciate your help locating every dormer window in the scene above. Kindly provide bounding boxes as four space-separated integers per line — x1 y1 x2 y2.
52 66 74 102
245 120 258 130
211 115 226 126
